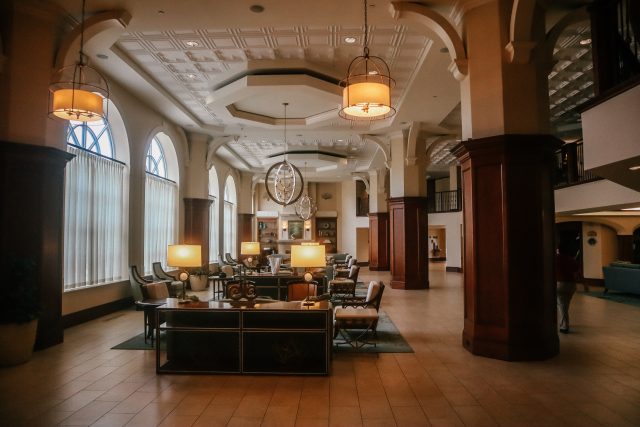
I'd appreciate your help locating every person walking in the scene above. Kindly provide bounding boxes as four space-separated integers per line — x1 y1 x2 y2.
556 241 580 333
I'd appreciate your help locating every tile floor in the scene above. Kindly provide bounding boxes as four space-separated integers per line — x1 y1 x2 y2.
1 269 640 426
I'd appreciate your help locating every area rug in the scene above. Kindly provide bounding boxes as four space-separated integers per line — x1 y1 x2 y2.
583 290 640 308
112 311 413 353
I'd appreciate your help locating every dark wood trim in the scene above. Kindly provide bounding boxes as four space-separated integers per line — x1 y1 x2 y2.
62 297 134 328
238 213 254 253
356 261 369 267
584 278 605 288
446 266 463 273
429 257 447 262
368 212 390 271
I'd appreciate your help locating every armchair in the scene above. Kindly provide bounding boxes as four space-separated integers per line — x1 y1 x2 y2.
129 265 166 344
334 281 386 348
225 253 239 265
152 262 183 297
335 259 357 278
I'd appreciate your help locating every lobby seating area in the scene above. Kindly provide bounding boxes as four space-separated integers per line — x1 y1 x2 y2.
1 268 639 426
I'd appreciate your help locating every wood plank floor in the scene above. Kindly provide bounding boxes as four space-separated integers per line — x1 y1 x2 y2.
1 269 639 426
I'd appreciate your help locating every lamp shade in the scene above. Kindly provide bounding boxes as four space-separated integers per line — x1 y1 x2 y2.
167 244 201 267
51 89 104 122
291 244 326 268
241 241 261 255
341 81 392 119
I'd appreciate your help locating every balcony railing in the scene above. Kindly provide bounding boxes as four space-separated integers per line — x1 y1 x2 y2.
554 141 602 189
427 189 461 213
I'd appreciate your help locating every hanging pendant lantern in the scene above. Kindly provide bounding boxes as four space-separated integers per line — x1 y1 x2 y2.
339 0 395 121
264 103 304 206
49 0 110 122
295 162 317 220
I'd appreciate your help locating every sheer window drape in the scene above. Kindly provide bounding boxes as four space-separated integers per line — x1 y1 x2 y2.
144 174 177 274
209 196 218 262
223 200 236 257
64 146 126 290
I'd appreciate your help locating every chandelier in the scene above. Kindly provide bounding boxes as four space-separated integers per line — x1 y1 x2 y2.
295 162 318 221
264 103 304 206
339 0 395 121
49 0 110 122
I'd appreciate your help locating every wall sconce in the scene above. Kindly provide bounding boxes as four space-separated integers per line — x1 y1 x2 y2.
282 220 288 232
304 220 311 231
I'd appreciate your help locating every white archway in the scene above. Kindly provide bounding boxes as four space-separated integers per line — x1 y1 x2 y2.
209 166 220 263
223 175 238 258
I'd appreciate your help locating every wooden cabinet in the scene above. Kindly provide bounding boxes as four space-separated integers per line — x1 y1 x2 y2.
156 300 333 375
257 219 277 255
316 217 337 253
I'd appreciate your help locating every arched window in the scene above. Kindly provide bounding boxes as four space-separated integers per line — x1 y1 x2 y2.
209 167 220 263
144 132 179 273
223 175 237 258
63 117 128 291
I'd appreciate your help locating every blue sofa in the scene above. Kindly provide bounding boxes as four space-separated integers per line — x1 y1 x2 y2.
602 263 640 295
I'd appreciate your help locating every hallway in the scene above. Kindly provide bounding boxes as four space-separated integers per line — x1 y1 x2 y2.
1 269 639 426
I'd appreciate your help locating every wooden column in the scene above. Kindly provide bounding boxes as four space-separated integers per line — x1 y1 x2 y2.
617 235 634 262
0 142 73 349
183 198 212 267
389 197 428 289
238 214 254 252
368 212 390 271
454 134 561 361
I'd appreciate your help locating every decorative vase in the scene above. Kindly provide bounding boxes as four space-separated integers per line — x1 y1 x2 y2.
0 319 38 367
189 275 208 291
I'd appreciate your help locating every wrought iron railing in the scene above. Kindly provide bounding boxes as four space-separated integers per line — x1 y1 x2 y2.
427 189 461 213
554 141 601 188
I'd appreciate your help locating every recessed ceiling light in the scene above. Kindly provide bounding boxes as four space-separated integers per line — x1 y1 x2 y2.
250 4 264 13
186 73 197 79
337 139 344 142
579 38 592 45
622 207 640 211
344 37 357 44
96 53 108 59
185 40 199 47
629 165 640 171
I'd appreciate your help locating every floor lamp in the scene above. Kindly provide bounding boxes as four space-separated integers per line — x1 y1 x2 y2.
167 244 202 300
291 243 326 306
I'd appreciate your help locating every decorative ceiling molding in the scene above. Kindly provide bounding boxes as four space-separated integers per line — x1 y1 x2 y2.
54 10 132 70
389 1 468 81
361 134 390 169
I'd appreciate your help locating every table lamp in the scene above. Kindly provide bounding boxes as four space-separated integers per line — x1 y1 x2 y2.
167 244 202 299
240 241 261 277
291 243 326 306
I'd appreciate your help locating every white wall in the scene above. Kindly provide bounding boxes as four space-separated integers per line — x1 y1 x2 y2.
582 84 640 170
581 223 618 279
340 180 369 259
428 211 463 269
555 179 640 214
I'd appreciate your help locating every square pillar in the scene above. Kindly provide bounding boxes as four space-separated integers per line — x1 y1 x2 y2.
454 134 561 361
183 198 213 267
389 197 429 289
368 212 390 271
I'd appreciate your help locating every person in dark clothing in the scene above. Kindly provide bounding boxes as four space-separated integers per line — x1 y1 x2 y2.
556 241 580 333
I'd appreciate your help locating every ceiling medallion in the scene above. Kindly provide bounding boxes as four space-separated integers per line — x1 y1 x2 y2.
339 0 395 121
264 103 304 206
295 162 317 220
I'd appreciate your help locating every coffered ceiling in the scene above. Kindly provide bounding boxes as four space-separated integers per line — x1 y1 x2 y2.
48 0 594 180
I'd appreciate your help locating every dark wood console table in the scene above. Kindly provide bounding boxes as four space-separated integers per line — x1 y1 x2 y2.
239 272 326 300
156 299 332 375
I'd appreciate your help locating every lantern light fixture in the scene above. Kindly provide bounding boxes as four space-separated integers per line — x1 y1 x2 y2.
339 0 395 121
49 0 110 122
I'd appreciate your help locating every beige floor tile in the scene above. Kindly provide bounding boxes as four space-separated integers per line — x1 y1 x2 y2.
90 412 135 426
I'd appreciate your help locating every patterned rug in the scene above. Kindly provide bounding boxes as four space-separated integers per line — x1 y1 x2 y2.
583 290 640 308
112 310 413 354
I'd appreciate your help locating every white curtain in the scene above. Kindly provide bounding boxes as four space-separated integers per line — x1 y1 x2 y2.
223 200 236 257
209 196 218 262
64 146 126 290
144 173 177 274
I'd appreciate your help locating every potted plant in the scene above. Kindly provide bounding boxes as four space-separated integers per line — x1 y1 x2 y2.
188 267 209 291
0 257 39 367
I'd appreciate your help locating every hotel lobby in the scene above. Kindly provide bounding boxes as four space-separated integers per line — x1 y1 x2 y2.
1 0 640 425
